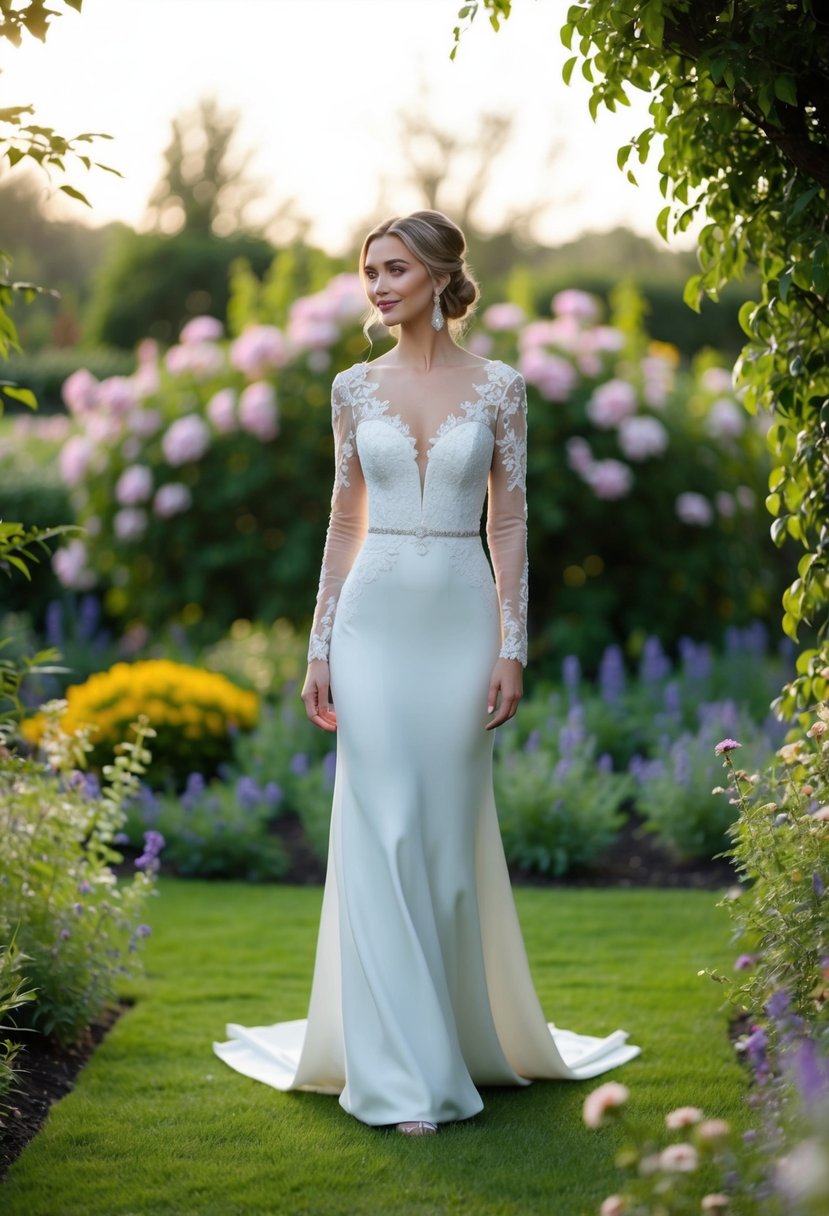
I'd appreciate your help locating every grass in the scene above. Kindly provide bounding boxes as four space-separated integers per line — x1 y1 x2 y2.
2 881 748 1216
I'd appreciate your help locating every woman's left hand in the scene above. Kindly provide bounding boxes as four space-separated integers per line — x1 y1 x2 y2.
485 658 523 730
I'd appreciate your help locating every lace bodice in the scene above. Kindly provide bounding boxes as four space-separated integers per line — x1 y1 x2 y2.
307 359 529 665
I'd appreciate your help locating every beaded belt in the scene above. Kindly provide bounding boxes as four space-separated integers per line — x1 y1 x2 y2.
367 526 478 539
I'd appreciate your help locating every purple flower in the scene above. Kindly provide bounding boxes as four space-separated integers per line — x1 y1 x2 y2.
734 954 755 971
236 776 262 811
765 989 791 1021
790 1036 829 1108
599 644 626 704
78 879 92 894
323 751 337 787
663 680 682 717
135 829 165 872
562 654 581 692
135 923 152 939
263 782 283 807
114 832 130 845
289 753 310 777
524 729 541 754
181 772 206 810
597 753 613 774
639 636 671 685
714 738 742 755
59 928 71 940
161 414 210 466
813 871 825 898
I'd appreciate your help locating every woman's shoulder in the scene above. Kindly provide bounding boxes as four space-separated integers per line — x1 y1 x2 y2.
482 358 524 390
332 361 369 389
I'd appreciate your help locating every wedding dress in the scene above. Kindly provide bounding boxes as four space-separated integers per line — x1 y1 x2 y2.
213 359 640 1125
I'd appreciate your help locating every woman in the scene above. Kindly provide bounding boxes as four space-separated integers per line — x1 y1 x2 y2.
214 211 639 1134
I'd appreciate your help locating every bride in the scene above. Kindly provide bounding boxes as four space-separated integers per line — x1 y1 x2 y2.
214 210 639 1134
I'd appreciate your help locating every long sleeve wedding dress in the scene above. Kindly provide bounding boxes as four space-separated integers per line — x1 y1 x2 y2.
213 359 640 1125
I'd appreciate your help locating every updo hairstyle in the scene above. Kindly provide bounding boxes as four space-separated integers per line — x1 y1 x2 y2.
360 210 479 335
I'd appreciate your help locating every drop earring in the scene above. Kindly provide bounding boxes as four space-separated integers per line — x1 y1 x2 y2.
431 290 445 331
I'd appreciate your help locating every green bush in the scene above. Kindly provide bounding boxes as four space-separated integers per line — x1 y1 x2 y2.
0 943 37 1122
1 347 135 414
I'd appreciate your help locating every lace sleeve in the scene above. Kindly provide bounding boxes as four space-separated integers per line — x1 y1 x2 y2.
307 374 367 662
486 370 529 666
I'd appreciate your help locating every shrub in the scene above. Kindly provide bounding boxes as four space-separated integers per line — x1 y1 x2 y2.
21 659 259 787
494 705 632 876
1 347 135 414
0 943 37 1123
1 705 159 1045
125 773 287 882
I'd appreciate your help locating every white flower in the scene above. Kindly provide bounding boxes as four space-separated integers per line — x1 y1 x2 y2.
599 1197 625 1216
153 482 192 519
115 464 153 505
676 492 714 526
239 382 279 441
52 539 95 589
735 485 756 510
701 1195 729 1212
659 1143 698 1172
617 415 669 460
701 366 734 393
113 507 147 541
162 415 210 466
706 397 744 438
586 379 638 428
665 1106 703 1130
583 1081 629 1128
696 1118 731 1143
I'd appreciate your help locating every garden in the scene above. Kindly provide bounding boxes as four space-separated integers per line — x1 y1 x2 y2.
2 0 829 1213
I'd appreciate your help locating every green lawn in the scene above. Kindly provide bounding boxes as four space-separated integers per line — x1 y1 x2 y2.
2 882 747 1216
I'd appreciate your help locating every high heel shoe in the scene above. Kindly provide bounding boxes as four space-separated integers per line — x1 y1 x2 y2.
395 1121 438 1135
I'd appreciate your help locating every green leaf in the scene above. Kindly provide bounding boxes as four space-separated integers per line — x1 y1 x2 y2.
562 55 577 85
782 611 799 641
790 185 820 219
774 76 797 106
0 384 36 410
682 274 703 313
58 183 91 206
656 205 671 241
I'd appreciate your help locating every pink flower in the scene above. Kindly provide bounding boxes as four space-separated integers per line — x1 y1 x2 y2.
62 368 99 415
324 272 366 321
585 459 634 500
162 415 210 466
659 1142 698 1172
566 436 593 475
519 320 559 349
239 382 279 441
97 376 137 417
180 315 223 344
701 367 733 393
552 288 600 323
813 807 829 821
483 302 526 331
518 349 577 401
808 721 828 739
153 482 192 519
164 342 224 380
52 539 95 590
466 333 494 358
617 415 669 461
696 1119 731 1143
714 739 742 755
115 464 153 506
599 1197 625 1216
715 491 736 517
133 363 160 398
586 379 637 428
288 315 340 351
701 1195 729 1212
136 338 158 366
706 397 744 439
734 954 755 971
665 1106 703 1129
207 388 237 434
582 1081 629 1128
129 408 163 438
676 492 714 526
59 434 93 486
113 507 147 542
230 326 286 377
735 485 755 510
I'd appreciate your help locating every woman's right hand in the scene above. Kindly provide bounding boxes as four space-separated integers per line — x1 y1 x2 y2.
301 660 338 732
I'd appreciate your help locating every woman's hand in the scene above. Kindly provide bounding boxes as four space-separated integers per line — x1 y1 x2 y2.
301 660 338 732
485 657 523 730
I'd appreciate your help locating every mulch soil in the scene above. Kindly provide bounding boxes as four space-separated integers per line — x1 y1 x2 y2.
0 818 738 1182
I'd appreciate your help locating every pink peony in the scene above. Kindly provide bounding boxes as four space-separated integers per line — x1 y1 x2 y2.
115 464 153 506
715 739 742 755
552 288 600 323
164 342 224 380
518 320 559 349
239 382 279 441
59 434 94 486
162 415 210 466
586 379 638 428
676 492 714 526
153 482 192 519
129 408 163 438
113 507 147 542
180 315 223 344
62 368 100 415
617 415 669 461
483 302 526 331
599 1197 625 1216
287 314 340 351
52 539 95 590
519 348 577 401
97 375 137 417
696 1119 731 1143
566 436 594 475
207 388 237 434
230 326 286 378
659 1143 698 1172
133 363 160 398
323 272 366 321
585 459 634 501
665 1106 703 1130
582 1081 629 1128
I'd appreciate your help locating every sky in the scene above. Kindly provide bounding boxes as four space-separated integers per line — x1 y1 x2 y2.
1 0 680 255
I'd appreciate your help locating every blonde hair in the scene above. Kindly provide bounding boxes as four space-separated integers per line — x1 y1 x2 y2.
360 210 479 338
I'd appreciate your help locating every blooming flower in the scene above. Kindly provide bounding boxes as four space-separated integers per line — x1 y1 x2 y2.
599 1197 625 1216
585 459 634 501
617 415 669 461
239 381 279 441
98 375 138 417
734 953 755 971
696 1118 731 1143
207 388 237 433
676 492 714 526
665 1106 703 1129
701 1195 729 1212
483 302 526 331
135 923 152 938
180 315 223 344
714 739 742 755
552 288 600 323
52 539 96 590
706 396 744 439
113 507 148 542
59 434 94 486
62 367 100 415
135 829 166 872
566 436 593 475
115 464 153 506
807 721 828 739
700 367 733 393
582 1081 629 1128
518 349 578 401
586 379 638 428
129 408 163 438
658 1142 698 1172
162 415 210 466
165 341 224 379
230 325 286 377
153 482 192 519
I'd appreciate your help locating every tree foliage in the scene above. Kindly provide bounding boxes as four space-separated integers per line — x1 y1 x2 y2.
455 0 829 712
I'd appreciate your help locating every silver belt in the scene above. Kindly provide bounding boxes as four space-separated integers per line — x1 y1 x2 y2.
367 526 478 539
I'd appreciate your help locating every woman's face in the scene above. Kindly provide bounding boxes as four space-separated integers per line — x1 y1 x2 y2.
363 234 435 329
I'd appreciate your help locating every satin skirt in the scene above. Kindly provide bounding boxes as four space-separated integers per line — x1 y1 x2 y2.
214 538 639 1124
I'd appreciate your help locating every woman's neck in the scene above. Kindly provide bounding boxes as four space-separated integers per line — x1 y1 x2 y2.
384 317 465 370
